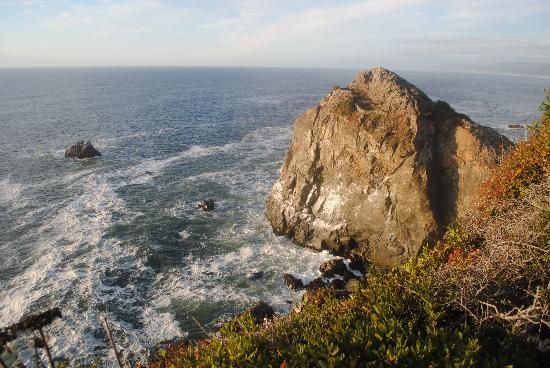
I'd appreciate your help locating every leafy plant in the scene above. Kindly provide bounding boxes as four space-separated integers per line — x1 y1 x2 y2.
479 91 550 201
335 97 356 116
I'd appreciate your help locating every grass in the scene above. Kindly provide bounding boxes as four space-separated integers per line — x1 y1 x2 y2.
335 97 356 116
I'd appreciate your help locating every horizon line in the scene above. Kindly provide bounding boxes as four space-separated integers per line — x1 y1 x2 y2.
1 65 549 79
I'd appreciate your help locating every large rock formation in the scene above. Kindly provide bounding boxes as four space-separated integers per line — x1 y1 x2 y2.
266 67 512 267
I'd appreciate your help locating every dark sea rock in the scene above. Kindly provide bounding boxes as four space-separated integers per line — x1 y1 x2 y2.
64 140 101 159
319 259 346 276
347 253 367 273
343 269 361 282
283 273 304 291
241 301 274 324
305 277 326 291
196 199 215 211
247 271 264 280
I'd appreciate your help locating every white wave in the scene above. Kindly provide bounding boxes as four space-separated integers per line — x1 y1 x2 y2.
115 142 236 186
133 126 289 187
0 166 150 366
178 229 191 240
1 123 304 365
246 96 283 105
149 235 335 321
0 177 23 206
182 143 236 158
141 307 185 345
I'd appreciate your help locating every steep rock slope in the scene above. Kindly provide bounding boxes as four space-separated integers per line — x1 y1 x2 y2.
266 67 512 266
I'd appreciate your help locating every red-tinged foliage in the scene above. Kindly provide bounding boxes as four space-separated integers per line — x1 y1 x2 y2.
478 92 550 204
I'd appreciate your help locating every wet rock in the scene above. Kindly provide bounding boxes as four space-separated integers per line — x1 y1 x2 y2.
240 301 274 324
283 273 304 291
64 140 101 159
247 271 264 280
196 199 215 211
306 277 326 291
347 253 367 273
319 259 346 276
343 269 360 282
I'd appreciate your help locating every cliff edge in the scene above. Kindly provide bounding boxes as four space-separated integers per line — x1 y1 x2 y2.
265 67 512 266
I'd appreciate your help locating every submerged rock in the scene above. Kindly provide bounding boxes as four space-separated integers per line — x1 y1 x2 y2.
283 273 304 291
305 277 326 291
265 67 512 267
342 269 359 282
240 301 275 324
64 140 101 159
247 270 264 280
196 199 215 211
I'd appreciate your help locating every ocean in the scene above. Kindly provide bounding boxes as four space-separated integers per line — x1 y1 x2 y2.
0 67 547 366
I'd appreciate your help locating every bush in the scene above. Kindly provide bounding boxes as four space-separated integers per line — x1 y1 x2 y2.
435 99 455 113
479 91 550 201
434 91 550 354
335 97 356 116
144 248 547 367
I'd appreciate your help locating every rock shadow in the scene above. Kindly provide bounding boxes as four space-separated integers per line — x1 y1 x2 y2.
416 104 460 243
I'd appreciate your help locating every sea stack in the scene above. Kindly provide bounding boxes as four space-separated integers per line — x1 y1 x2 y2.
265 67 512 267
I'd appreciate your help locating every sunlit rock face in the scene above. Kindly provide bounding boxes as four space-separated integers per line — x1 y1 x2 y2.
266 67 512 267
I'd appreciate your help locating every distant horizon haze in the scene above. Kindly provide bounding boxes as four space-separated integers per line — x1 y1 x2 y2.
1 0 549 71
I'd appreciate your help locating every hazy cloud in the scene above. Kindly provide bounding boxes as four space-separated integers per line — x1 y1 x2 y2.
0 0 549 68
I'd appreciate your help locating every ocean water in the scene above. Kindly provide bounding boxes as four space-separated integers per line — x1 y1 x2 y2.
0 67 547 366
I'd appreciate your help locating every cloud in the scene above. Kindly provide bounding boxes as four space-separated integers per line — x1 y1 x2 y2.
395 34 550 49
439 0 550 24
2 0 549 67
216 0 428 50
45 0 188 37
201 12 260 30
388 33 550 65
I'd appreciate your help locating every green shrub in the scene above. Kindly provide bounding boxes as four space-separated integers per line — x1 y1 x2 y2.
145 250 547 367
435 99 455 113
335 98 356 116
480 91 550 201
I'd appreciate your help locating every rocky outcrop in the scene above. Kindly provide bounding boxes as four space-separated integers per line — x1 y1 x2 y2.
283 273 304 291
305 277 326 292
237 301 275 324
319 259 346 276
266 67 512 267
64 140 101 158
196 199 215 211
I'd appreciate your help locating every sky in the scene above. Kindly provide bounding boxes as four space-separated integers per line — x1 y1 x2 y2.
0 0 549 69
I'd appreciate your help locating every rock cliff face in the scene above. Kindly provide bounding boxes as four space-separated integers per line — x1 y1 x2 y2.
265 67 512 266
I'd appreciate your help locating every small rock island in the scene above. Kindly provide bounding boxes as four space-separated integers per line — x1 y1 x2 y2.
65 140 101 159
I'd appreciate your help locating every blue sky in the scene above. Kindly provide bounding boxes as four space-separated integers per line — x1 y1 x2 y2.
1 0 549 68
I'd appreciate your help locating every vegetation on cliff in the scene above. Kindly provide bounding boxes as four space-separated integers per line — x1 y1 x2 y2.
144 93 549 367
